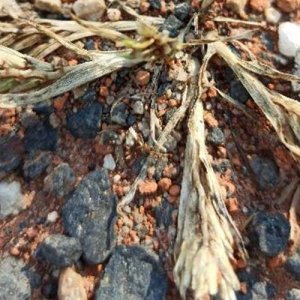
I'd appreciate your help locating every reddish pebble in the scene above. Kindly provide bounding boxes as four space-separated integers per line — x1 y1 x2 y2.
158 178 172 191
10 247 20 256
169 185 180 197
136 70 151 86
276 0 300 12
53 94 68 112
99 86 109 97
138 180 158 194
26 227 38 238
249 0 269 11
168 99 178 107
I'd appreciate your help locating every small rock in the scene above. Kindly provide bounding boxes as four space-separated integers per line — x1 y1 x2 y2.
111 103 129 126
250 156 279 190
47 211 59 223
103 154 116 171
0 134 23 178
132 101 144 115
248 212 290 257
155 199 175 228
0 181 24 219
251 281 276 299
35 0 61 12
162 15 183 38
37 234 82 267
0 256 31 300
230 80 250 104
95 245 167 300
149 0 161 9
67 103 102 139
207 127 225 146
107 8 121 21
24 121 57 153
73 0 106 21
174 3 190 21
62 169 117 264
136 70 151 86
33 101 54 115
58 267 87 300
286 249 300 280
286 289 300 300
158 178 172 191
264 7 281 24
169 184 180 197
278 22 300 57
44 163 76 198
138 180 158 194
23 152 51 181
249 0 269 12
276 0 300 12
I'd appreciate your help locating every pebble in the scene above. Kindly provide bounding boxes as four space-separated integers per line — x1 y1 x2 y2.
286 248 300 280
278 22 300 57
47 211 59 223
35 0 61 13
207 127 225 146
73 0 106 21
132 101 144 115
174 3 190 21
58 267 87 300
0 181 24 219
0 134 23 178
248 212 290 257
37 234 82 267
62 169 117 264
276 0 300 12
138 180 158 194
136 70 151 86
107 8 121 21
158 178 172 191
249 156 279 190
169 184 180 197
0 256 31 300
44 163 76 198
103 154 116 171
286 289 300 300
67 103 102 139
251 281 276 299
95 245 167 300
230 80 250 104
264 6 281 24
249 0 269 12
24 121 57 153
23 152 51 181
149 0 161 9
162 15 183 38
155 199 175 228
111 103 129 126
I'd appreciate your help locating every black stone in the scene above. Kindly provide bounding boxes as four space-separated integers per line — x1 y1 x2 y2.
82 85 97 103
250 157 279 190
33 101 54 115
0 256 31 300
0 134 23 177
286 250 300 281
207 127 225 146
230 80 250 104
23 152 51 180
24 122 57 153
37 234 82 267
149 0 161 9
248 212 290 257
84 38 96 50
111 103 129 126
162 15 183 38
174 3 190 21
67 103 102 139
95 245 168 300
62 169 117 264
126 114 136 126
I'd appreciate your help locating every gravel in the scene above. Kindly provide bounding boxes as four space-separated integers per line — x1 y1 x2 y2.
111 102 129 126
286 289 300 300
103 154 116 171
250 156 279 190
24 121 57 153
230 80 250 104
0 134 23 178
207 127 225 146
95 245 167 300
162 15 183 38
62 169 117 264
67 103 102 139
155 199 175 228
248 212 290 256
149 0 161 9
0 256 31 300
285 248 300 280
174 3 190 21
37 234 82 267
44 163 75 198
23 152 51 181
